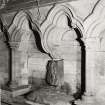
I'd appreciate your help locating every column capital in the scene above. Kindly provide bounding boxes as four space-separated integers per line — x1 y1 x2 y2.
84 37 100 51
8 41 19 49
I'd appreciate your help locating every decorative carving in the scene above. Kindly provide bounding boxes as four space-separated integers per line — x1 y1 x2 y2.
8 11 30 44
41 4 84 59
8 11 39 52
6 11 35 90
83 0 105 99
41 4 84 93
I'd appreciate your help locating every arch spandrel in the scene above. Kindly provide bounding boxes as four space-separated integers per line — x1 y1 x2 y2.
8 11 30 42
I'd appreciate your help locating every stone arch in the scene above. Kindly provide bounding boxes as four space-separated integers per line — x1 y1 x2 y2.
41 4 84 94
8 11 43 52
84 0 105 39
7 11 48 87
83 0 105 99
41 4 84 58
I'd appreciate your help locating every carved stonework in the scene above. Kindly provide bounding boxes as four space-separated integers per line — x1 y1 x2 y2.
8 11 32 87
41 4 84 93
83 0 105 100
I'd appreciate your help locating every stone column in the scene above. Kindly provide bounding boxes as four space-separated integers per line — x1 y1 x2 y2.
8 42 30 87
85 38 100 96
8 42 18 88
85 50 96 95
2 42 31 97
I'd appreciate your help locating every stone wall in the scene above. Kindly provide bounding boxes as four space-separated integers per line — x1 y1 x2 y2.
28 52 50 85
0 41 9 85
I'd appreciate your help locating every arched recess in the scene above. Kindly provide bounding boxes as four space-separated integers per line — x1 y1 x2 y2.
83 0 105 99
41 4 84 94
8 11 50 88
41 4 84 55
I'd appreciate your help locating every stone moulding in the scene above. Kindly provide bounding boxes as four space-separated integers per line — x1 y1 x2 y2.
8 11 42 52
8 11 32 43
41 3 84 59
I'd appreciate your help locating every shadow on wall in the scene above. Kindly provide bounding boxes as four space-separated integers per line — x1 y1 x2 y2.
68 17 86 98
74 28 86 99
28 20 46 54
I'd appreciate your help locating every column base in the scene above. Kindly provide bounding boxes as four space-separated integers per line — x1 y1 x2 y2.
1 84 31 103
75 92 95 105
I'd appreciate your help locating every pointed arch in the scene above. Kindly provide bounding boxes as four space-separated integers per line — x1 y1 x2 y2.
8 11 31 42
84 0 105 39
8 11 44 52
41 4 84 58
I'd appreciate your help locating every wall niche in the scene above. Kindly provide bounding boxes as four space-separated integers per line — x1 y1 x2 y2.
41 4 84 94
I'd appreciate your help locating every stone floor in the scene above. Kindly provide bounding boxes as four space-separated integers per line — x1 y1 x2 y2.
2 95 105 105
26 86 74 105
2 85 105 105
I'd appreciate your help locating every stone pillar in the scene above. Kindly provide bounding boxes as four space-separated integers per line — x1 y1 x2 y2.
8 42 29 87
85 38 100 96
9 41 30 86
2 42 31 97
46 59 64 87
81 38 100 103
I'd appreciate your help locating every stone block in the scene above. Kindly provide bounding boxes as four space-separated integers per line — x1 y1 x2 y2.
1 85 31 98
46 59 64 87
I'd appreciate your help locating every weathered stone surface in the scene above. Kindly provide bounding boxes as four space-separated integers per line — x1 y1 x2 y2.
46 59 64 87
26 86 73 105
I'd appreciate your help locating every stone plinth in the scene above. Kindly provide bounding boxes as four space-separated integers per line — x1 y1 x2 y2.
46 59 64 87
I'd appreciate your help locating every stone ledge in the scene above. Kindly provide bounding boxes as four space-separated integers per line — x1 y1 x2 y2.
1 85 31 98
